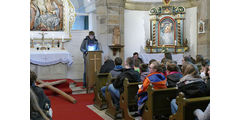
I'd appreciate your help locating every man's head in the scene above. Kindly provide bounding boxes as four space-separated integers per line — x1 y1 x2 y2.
30 71 37 86
140 63 148 73
114 57 122 66
133 52 139 60
89 31 95 40
149 61 162 73
125 57 134 69
149 59 157 65
166 62 178 72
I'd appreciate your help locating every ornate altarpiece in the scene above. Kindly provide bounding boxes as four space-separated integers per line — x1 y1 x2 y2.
145 0 188 53
30 0 76 39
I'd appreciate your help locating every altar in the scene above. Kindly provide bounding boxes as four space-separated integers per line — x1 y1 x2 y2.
139 53 183 65
30 49 73 80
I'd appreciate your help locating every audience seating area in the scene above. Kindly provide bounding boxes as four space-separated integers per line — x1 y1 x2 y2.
94 70 209 120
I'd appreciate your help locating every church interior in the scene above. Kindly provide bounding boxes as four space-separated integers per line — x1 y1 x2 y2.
30 0 210 120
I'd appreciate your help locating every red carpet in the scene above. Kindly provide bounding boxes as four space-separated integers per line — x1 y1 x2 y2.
40 79 77 96
48 93 103 120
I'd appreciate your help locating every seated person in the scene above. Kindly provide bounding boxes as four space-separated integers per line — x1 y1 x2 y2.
200 59 210 80
166 61 183 88
134 59 141 73
31 88 51 120
161 52 172 64
108 57 140 109
99 56 115 73
101 57 123 98
194 103 210 120
133 52 143 64
30 71 52 120
182 56 194 64
149 59 157 65
170 62 208 114
139 63 149 82
137 61 167 116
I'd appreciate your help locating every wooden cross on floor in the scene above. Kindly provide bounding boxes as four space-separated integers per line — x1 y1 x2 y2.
90 54 101 72
37 79 77 104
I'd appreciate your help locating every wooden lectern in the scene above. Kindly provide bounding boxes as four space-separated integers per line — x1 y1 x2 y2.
86 51 102 93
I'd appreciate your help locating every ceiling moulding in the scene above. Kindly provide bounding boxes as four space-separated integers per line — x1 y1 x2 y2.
125 1 193 11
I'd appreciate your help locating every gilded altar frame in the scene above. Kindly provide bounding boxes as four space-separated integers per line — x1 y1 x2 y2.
30 0 76 40
145 2 188 53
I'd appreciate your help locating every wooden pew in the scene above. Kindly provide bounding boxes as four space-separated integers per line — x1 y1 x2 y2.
119 79 140 120
169 92 210 120
105 78 119 119
142 85 178 120
93 73 111 110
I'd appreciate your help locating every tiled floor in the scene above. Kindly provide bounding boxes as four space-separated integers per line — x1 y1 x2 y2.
87 105 113 120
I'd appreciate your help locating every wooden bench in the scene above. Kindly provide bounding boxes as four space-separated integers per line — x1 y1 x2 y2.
169 92 210 120
119 79 140 120
93 73 111 110
105 78 119 119
142 85 178 120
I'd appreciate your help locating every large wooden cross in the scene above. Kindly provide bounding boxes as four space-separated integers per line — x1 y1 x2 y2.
90 54 101 72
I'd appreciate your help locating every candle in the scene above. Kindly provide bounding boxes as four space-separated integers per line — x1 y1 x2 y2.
62 35 64 42
150 40 153 46
175 40 177 46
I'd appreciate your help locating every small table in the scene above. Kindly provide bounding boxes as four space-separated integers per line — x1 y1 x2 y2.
30 49 73 80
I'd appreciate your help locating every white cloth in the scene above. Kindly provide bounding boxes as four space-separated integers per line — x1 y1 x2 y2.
30 50 73 66
139 53 183 65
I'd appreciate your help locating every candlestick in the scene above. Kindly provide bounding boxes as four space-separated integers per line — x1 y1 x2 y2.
61 40 65 50
31 39 34 48
52 40 54 48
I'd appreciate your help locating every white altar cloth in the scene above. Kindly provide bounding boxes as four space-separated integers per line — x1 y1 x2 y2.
139 53 184 65
30 49 73 66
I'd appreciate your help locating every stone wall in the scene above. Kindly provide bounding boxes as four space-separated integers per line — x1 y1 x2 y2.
95 0 125 60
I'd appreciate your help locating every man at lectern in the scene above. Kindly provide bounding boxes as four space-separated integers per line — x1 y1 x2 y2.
80 31 101 88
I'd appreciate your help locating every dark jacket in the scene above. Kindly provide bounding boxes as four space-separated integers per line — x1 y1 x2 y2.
110 65 123 78
177 75 208 98
167 72 183 88
99 59 115 73
113 68 140 94
80 36 100 57
31 86 51 120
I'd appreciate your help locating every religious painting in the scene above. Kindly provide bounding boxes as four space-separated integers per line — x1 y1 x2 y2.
198 20 205 33
159 18 175 45
30 0 64 31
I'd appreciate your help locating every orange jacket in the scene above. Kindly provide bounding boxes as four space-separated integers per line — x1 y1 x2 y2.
138 72 167 95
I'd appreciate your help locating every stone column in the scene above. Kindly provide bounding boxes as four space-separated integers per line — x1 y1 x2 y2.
95 0 125 61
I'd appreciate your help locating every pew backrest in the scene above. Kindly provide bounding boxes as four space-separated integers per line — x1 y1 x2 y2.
170 92 210 120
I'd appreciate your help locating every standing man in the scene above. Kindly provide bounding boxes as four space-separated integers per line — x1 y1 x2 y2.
80 31 101 88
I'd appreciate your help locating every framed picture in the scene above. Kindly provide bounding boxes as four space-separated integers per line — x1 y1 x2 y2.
30 0 76 38
198 20 205 33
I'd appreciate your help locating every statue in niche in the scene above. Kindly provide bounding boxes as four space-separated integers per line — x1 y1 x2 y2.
112 26 120 45
30 0 63 31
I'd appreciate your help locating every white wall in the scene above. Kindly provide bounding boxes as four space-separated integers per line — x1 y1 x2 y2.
185 7 197 59
124 10 150 60
65 30 89 80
